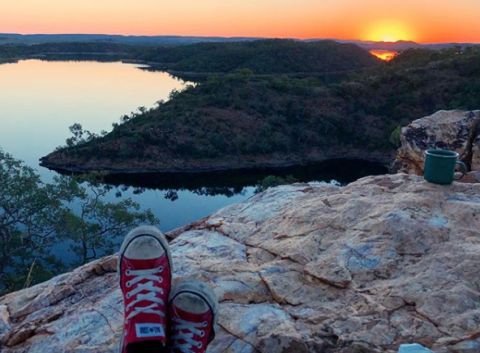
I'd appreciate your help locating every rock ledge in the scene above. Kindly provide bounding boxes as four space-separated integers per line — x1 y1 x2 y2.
395 110 480 174
1 174 480 353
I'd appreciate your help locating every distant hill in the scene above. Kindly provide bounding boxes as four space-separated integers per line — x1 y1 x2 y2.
309 39 480 51
1 33 478 53
0 39 380 75
0 33 261 46
339 40 422 51
0 42 135 63
135 39 381 74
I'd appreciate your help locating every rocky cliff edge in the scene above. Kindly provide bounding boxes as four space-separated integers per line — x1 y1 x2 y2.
1 174 480 353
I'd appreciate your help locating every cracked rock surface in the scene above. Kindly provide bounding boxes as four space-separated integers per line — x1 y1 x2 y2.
1 174 480 353
395 110 480 175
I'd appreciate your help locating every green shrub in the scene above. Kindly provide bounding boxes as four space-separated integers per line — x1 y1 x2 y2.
389 126 403 147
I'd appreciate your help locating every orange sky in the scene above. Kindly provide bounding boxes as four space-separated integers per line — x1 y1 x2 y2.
1 0 480 43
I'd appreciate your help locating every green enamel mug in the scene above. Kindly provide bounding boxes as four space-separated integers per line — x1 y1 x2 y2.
424 149 467 185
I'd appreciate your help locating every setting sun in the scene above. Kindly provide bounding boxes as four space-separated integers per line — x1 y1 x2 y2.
363 20 415 42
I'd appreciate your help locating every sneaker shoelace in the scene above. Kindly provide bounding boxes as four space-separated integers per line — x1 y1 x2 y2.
171 317 208 353
125 266 165 321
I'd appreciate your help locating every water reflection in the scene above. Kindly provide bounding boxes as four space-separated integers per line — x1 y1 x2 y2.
96 158 389 198
0 59 189 170
370 50 399 61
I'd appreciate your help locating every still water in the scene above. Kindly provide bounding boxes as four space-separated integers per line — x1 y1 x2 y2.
0 59 387 237
0 59 254 233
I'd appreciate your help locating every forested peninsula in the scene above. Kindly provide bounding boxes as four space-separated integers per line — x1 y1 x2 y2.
34 40 480 174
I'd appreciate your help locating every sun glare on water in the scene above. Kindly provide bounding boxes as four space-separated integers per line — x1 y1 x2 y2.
370 50 399 61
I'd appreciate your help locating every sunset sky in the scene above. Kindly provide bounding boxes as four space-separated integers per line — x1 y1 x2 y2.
1 0 480 43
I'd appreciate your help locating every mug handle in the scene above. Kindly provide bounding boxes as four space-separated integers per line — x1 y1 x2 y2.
454 161 467 180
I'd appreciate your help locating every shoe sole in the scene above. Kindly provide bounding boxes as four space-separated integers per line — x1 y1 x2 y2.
117 225 173 353
169 279 219 324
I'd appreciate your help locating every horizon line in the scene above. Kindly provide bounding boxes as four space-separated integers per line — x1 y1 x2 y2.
2 32 480 45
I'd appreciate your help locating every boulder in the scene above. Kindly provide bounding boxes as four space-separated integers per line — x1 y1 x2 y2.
395 110 480 174
1 174 480 353
458 171 480 184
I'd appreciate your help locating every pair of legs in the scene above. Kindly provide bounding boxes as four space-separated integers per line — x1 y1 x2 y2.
118 226 218 353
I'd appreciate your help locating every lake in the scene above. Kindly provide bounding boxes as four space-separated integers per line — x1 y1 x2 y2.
0 59 387 239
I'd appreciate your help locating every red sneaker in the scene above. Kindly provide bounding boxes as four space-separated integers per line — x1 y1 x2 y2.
168 280 218 353
118 226 172 353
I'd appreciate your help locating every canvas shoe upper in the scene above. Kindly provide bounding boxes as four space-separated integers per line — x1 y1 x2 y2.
118 226 172 353
168 280 218 353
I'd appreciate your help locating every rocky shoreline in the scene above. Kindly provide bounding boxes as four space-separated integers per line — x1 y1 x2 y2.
40 148 392 176
2 173 480 353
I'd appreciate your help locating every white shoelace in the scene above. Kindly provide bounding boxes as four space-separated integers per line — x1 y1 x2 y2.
125 266 165 321
171 317 208 353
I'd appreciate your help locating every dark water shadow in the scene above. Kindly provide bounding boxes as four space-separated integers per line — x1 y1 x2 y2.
101 159 389 198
